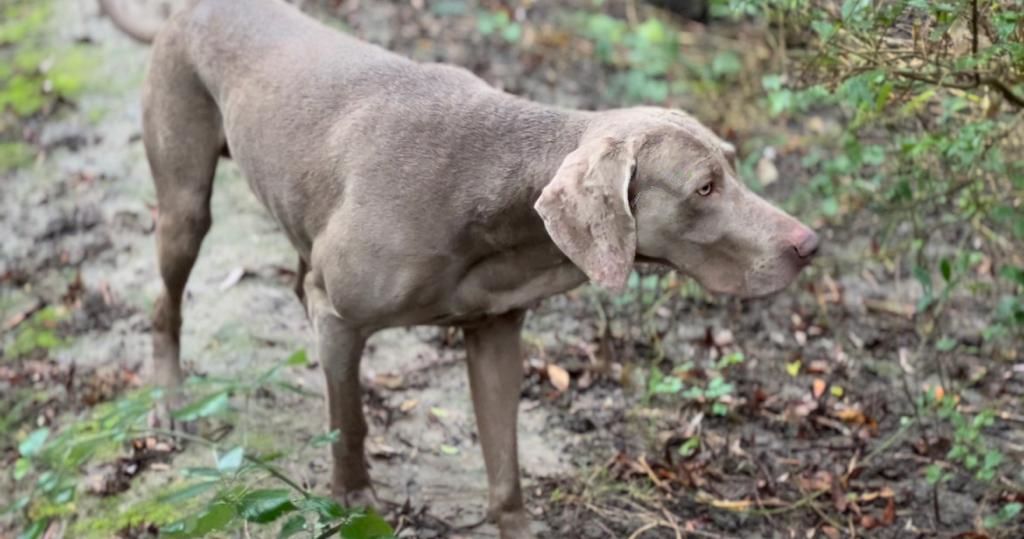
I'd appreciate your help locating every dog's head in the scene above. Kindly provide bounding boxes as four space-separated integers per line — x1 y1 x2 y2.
535 107 818 297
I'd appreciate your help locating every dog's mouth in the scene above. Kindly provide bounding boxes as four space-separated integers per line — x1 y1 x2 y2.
635 252 806 299
635 254 745 296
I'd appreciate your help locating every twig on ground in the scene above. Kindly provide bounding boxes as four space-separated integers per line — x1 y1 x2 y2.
658 504 683 539
635 455 672 493
749 489 829 516
627 521 659 539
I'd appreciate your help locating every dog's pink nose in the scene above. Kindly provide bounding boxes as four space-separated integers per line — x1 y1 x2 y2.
789 227 820 259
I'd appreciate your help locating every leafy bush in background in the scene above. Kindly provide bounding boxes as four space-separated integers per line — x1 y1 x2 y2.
709 0 1023 531
715 0 1023 338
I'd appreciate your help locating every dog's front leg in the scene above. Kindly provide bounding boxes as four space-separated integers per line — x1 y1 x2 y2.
304 276 375 507
464 310 536 539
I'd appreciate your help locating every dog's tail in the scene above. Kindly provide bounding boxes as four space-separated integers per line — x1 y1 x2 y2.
97 0 163 44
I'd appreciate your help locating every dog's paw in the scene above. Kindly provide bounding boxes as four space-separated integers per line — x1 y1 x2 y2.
148 394 197 434
332 486 378 512
495 510 537 539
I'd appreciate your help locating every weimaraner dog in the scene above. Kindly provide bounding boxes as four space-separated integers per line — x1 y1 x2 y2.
100 0 819 536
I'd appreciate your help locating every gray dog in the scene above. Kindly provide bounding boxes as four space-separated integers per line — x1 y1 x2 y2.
100 0 819 536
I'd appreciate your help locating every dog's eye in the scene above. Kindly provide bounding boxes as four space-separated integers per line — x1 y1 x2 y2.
697 182 713 196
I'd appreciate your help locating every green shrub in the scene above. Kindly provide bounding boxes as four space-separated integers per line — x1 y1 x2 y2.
7 351 395 539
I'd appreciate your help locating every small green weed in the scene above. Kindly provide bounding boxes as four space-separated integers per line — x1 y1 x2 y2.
3 306 68 360
646 352 745 416
0 141 33 170
917 388 1021 534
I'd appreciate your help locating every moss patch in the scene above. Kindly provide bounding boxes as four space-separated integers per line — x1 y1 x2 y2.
0 140 33 171
0 0 100 171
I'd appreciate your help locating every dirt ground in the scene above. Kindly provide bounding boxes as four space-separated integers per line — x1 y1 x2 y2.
2 1 1022 538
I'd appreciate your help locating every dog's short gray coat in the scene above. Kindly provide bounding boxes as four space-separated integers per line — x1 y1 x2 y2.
100 0 819 536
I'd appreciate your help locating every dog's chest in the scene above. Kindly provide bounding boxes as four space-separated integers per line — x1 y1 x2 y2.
444 246 586 323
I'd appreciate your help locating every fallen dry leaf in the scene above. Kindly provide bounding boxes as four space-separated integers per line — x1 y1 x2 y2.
712 328 734 347
835 407 867 424
2 298 45 331
832 475 848 513
576 370 593 390
881 496 895 526
547 363 570 392
368 439 401 460
806 116 827 134
822 273 842 303
756 152 779 186
399 399 419 413
859 487 895 502
218 267 248 291
372 372 404 390
806 360 830 374
863 298 915 319
708 498 752 511
812 378 827 399
791 397 818 417
798 470 833 491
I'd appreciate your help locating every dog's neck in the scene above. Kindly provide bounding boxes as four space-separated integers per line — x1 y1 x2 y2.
461 97 594 241
481 97 597 201
515 106 594 196
442 99 598 311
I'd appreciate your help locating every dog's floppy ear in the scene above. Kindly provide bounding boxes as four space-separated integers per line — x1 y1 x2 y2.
719 140 737 167
719 140 741 174
535 137 637 292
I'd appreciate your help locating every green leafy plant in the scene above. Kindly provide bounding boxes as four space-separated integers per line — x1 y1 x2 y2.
983 501 1023 531
988 265 1024 341
6 350 395 539
646 352 745 416
696 3 1024 532
918 387 1020 533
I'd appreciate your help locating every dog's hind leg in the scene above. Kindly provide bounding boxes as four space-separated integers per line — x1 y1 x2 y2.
142 38 224 400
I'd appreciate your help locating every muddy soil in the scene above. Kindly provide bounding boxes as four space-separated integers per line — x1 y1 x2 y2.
2 1 1021 538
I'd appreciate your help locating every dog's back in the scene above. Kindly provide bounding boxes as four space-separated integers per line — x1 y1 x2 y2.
149 0 548 258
